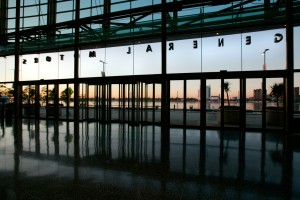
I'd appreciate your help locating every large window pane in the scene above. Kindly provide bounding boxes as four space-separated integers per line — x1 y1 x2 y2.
202 34 241 72
242 29 286 71
167 39 201 74
246 78 263 129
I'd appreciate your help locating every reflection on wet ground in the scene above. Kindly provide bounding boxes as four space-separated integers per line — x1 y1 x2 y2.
0 119 300 199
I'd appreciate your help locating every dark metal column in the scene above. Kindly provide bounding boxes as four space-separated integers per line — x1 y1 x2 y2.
183 80 187 126
145 83 148 122
13 0 21 119
283 0 293 197
131 83 135 123
0 0 8 45
103 0 111 33
122 84 125 122
141 82 144 123
285 0 294 136
54 84 59 119
262 77 266 130
152 83 155 123
118 84 121 121
66 83 70 120
47 0 57 37
74 0 81 179
200 79 206 130
238 78 246 181
220 79 225 128
35 85 40 118
86 84 90 120
101 84 106 122
240 78 246 130
161 0 170 167
74 0 80 122
108 83 112 122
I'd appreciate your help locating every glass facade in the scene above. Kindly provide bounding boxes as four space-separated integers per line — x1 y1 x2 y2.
0 0 299 130
1 1 300 199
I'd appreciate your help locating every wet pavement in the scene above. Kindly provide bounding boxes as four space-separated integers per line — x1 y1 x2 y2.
0 119 299 199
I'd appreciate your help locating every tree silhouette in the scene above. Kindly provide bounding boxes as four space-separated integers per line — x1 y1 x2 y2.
270 82 284 107
224 81 231 106
48 88 55 101
23 86 35 104
0 84 6 96
40 86 47 106
60 87 74 104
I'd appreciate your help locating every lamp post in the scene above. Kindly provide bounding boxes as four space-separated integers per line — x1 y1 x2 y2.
57 30 61 79
261 48 269 71
100 60 107 77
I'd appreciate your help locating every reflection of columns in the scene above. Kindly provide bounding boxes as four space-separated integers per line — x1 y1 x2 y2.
238 131 245 181
35 120 40 155
118 124 125 159
66 122 70 156
74 118 80 185
135 126 140 161
14 138 21 200
46 121 50 155
261 131 266 183
199 130 206 176
107 124 112 159
219 130 224 177
98 124 111 159
54 121 59 156
182 129 186 173
84 122 90 156
130 126 136 159
142 126 147 162
14 119 22 200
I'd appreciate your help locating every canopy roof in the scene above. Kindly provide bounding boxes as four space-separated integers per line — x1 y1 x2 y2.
0 0 300 56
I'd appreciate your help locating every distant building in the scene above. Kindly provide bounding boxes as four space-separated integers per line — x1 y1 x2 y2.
210 96 220 101
206 86 211 100
253 89 262 101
